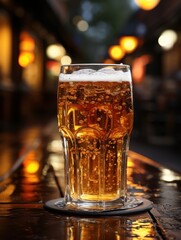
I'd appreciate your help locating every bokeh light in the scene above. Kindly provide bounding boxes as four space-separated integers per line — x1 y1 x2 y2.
60 55 72 65
119 36 139 53
18 52 35 67
158 30 178 50
161 168 181 182
46 61 60 76
23 149 41 175
132 55 151 83
134 0 160 10
18 32 35 68
46 44 66 60
108 45 125 61
77 20 89 32
19 37 35 52
25 160 40 174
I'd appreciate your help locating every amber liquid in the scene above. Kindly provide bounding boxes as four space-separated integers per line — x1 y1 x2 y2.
57 80 133 202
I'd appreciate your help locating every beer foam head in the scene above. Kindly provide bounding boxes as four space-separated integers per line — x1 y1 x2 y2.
59 67 132 82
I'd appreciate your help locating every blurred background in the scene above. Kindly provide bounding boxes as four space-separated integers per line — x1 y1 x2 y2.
0 0 181 170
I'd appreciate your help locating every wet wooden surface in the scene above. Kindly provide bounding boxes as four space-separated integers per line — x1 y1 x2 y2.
0 120 181 240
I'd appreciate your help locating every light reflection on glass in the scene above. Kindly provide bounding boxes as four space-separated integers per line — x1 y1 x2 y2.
127 157 135 184
128 157 135 168
128 158 135 176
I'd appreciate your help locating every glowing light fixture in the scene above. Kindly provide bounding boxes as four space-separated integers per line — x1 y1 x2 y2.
23 150 40 174
18 52 35 67
108 45 125 61
20 38 35 52
46 44 66 60
25 161 40 174
119 36 139 53
158 30 178 50
134 0 160 10
19 32 35 68
61 55 72 65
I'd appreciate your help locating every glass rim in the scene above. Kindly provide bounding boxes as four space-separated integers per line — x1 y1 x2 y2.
61 63 130 69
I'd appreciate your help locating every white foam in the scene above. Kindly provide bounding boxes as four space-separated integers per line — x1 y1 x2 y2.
59 69 132 82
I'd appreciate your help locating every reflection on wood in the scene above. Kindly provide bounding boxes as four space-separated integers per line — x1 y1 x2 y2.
0 120 180 239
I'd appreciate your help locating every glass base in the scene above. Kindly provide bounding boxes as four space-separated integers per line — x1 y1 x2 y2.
55 196 143 212
44 197 153 216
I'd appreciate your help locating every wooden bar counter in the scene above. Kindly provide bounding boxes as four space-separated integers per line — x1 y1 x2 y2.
0 120 180 239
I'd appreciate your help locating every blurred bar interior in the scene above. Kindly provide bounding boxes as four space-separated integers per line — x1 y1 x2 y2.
0 0 181 167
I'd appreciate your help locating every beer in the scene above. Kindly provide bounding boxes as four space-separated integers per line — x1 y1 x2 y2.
57 66 133 204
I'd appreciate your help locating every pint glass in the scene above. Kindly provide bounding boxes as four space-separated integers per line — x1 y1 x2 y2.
57 64 134 210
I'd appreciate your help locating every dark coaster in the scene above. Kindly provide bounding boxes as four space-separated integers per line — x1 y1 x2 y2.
44 197 153 216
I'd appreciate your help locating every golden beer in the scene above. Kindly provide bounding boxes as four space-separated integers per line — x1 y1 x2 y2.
57 65 133 206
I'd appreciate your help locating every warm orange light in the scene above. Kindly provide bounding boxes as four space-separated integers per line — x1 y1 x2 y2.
131 219 153 238
0 184 15 197
132 55 151 83
18 52 35 67
60 55 72 65
19 32 36 68
134 0 160 10
20 38 35 52
46 61 60 76
120 36 139 53
108 45 125 60
127 157 135 168
103 58 115 64
25 161 40 174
